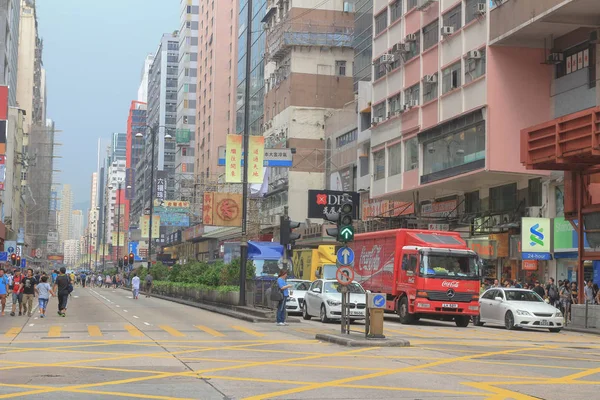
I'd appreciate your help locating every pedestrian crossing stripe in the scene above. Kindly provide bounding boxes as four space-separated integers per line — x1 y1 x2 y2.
87 325 102 337
159 325 185 337
195 325 225 337
4 327 20 338
124 324 144 338
231 325 265 337
48 326 61 337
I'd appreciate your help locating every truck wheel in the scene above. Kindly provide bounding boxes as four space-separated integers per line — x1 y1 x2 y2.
320 304 330 323
302 305 312 320
397 297 415 325
455 316 470 327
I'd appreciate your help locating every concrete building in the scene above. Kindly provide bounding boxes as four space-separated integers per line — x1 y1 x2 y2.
260 0 355 225
63 239 80 266
197 0 237 181
147 33 179 201
87 172 99 256
71 210 83 241
353 0 373 92
59 184 73 246
0 0 21 106
138 54 154 103
126 100 146 226
111 132 127 162
175 0 198 202
106 159 126 252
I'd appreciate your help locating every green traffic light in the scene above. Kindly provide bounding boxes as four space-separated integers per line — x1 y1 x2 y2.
341 203 352 214
339 226 354 241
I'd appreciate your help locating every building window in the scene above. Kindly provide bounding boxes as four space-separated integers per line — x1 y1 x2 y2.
442 62 461 93
422 20 439 50
388 143 402 176
390 0 402 23
405 31 420 61
388 93 401 115
465 0 485 24
407 0 418 10
443 5 462 33
423 121 485 176
423 74 438 103
528 178 542 207
405 83 420 105
373 102 385 121
465 191 480 214
336 129 357 148
375 10 388 35
374 150 385 180
404 137 418 171
556 42 596 87
490 183 517 213
465 49 486 83
374 58 385 80
335 60 347 76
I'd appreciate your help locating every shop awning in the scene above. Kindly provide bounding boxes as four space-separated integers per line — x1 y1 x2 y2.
248 241 283 261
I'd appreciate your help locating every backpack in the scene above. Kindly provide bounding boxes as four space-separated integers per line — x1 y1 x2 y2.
270 280 283 301
548 284 558 300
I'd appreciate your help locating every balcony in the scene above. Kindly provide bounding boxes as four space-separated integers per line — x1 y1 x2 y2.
491 0 600 47
266 19 354 62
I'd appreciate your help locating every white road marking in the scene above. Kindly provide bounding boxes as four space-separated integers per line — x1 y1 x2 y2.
124 310 128 313
144 322 150 326
29 324 34 327
116 305 120 308
73 296 79 298
133 315 139 319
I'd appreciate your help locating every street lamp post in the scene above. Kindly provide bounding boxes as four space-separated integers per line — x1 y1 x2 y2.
95 206 100 271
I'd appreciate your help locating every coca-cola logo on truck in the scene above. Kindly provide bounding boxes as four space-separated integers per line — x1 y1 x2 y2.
358 245 381 273
441 280 459 288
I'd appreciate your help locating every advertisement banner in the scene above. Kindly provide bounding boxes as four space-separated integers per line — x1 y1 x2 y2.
522 217 551 260
125 168 135 200
420 199 458 217
0 154 5 191
307 190 360 219
139 215 161 238
111 232 125 246
225 134 242 183
330 166 354 192
466 239 497 259
156 171 167 201
210 193 242 227
248 136 265 184
158 213 190 227
153 200 190 213
183 225 204 241
202 193 214 225
361 198 414 220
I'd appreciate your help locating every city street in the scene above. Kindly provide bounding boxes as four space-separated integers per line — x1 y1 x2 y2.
0 289 598 399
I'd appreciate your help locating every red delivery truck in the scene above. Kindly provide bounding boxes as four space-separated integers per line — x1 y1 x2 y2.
350 229 481 327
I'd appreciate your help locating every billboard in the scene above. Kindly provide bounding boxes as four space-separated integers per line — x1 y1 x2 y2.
155 171 167 202
154 200 190 227
225 134 242 183
140 215 161 238
361 198 414 220
202 192 242 227
0 155 5 191
329 166 354 192
248 135 265 184
125 168 135 200
307 190 359 219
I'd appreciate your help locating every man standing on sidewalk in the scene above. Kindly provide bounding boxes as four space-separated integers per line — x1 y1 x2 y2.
131 273 140 300
22 269 37 317
53 267 71 317
10 269 23 316
0 268 9 316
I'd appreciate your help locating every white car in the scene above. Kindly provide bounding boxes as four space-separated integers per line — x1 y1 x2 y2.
475 288 563 332
302 279 366 323
285 280 311 314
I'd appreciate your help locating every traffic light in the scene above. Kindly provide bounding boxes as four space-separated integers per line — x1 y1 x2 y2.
10 254 16 266
16 256 21 267
118 258 123 268
128 253 134 266
279 216 301 247
338 194 354 242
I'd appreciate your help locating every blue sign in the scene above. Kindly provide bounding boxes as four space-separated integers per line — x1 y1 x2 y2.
522 252 552 260
0 252 7 261
21 259 26 269
128 242 143 261
373 294 386 308
7 247 14 253
337 247 354 266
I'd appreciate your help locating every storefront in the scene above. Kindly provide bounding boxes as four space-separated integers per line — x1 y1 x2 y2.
553 217 595 283
521 218 552 284
467 238 497 282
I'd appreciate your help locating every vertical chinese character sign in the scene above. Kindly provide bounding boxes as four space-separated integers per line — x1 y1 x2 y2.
226 134 242 183
248 136 264 183
203 193 214 225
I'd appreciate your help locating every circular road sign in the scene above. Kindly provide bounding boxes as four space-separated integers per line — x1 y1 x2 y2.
7 247 14 254
35 248 42 258
336 266 355 286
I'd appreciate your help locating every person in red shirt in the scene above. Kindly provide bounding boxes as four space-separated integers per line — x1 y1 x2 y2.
10 269 23 316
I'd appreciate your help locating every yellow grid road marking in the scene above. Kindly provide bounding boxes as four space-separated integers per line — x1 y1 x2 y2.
87 325 102 337
159 325 185 337
124 324 144 338
3 327 20 338
195 325 224 337
48 326 61 337
231 325 265 337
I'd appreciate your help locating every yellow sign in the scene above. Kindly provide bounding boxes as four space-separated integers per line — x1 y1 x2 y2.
202 192 242 227
140 215 161 238
248 135 265 184
226 134 242 183
111 232 125 246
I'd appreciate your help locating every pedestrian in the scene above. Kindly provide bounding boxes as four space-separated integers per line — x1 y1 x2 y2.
53 267 71 317
584 280 595 304
559 280 571 323
10 269 23 316
22 268 37 317
51 270 58 285
80 271 87 289
546 278 559 307
513 279 522 288
0 268 8 316
145 272 153 297
35 275 54 318
131 273 140 299
105 274 111 288
492 279 500 288
97 274 102 287
532 280 545 298
593 283 599 304
276 269 292 326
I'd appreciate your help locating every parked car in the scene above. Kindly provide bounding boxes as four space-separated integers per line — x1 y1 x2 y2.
474 288 563 332
302 279 366 323
286 280 311 314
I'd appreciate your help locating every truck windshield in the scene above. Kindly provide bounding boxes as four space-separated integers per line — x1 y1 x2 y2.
253 260 282 277
322 264 337 280
421 253 479 279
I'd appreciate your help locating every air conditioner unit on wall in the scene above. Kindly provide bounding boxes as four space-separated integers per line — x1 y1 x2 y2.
441 26 454 36
547 52 564 64
424 74 437 83
468 50 482 60
477 3 486 14
380 54 395 64
405 33 417 42
526 206 542 218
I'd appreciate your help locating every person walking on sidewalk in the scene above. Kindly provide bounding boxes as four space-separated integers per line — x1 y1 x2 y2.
53 267 71 317
35 275 54 318
131 273 140 300
0 268 8 316
22 269 37 317
145 272 153 298
10 269 23 316
276 270 293 326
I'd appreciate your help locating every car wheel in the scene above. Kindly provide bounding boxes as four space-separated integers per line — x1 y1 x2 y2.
472 314 484 326
504 310 515 330
302 305 312 320
455 316 470 328
397 297 415 325
549 328 561 333
320 304 330 323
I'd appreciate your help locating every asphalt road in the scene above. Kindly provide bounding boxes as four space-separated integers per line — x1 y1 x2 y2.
1 286 599 399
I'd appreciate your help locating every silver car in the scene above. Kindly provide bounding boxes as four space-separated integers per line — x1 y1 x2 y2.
302 279 366 323
285 279 311 314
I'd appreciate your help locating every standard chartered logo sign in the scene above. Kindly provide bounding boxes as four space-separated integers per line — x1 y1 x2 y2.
529 223 544 247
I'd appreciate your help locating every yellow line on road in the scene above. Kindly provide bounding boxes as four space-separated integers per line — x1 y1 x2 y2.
4 328 20 338
159 325 185 337
87 326 102 337
124 324 144 338
195 325 224 337
231 325 265 337
48 326 61 337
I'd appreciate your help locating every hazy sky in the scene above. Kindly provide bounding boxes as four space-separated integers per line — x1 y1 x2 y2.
37 0 179 208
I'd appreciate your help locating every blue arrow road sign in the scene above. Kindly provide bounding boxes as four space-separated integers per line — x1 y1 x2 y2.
373 294 386 308
336 247 354 266
7 247 14 253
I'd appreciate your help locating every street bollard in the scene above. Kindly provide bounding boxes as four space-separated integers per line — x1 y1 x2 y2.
366 293 386 339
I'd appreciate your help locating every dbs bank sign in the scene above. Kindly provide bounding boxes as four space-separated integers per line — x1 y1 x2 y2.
307 190 360 219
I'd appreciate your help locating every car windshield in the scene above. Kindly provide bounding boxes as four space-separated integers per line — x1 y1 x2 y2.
421 253 479 279
505 290 544 302
323 282 365 294
291 281 310 290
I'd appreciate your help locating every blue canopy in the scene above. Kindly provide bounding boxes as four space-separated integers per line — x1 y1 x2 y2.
248 241 283 260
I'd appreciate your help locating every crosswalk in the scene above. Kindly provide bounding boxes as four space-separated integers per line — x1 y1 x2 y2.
1 324 268 339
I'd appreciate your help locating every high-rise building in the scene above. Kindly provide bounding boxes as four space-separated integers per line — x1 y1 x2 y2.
353 0 372 92
260 0 355 224
0 0 21 106
147 33 179 200
111 132 127 162
71 210 83 241
137 54 154 103
63 239 80 266
107 159 126 252
127 101 147 175
59 184 73 246
175 0 198 202
87 172 99 254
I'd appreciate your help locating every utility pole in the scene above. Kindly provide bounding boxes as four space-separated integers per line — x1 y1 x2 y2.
238 0 253 307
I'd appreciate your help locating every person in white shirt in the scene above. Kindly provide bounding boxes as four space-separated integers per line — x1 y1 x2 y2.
131 273 140 300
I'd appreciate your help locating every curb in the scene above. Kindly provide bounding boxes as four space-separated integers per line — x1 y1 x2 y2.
563 326 600 335
315 333 410 347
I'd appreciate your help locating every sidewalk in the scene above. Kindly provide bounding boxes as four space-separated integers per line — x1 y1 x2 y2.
563 325 600 336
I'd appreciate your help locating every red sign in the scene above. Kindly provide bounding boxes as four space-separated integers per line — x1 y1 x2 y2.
522 260 538 271
336 266 354 285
